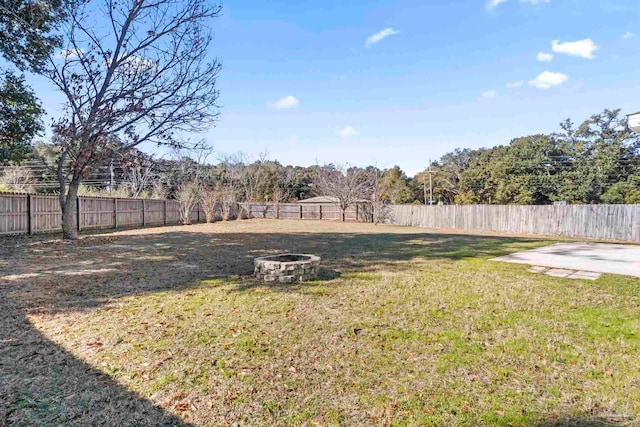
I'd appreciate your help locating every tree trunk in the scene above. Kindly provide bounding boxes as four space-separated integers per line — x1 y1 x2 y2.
341 207 346 222
61 179 79 240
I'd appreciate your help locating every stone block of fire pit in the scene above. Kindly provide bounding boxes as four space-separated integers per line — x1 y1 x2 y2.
254 254 321 283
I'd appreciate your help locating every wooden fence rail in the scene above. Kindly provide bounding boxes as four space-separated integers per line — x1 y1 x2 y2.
0 193 203 235
240 203 367 222
386 204 640 243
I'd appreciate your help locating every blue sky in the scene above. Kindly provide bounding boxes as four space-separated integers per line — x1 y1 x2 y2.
31 0 640 175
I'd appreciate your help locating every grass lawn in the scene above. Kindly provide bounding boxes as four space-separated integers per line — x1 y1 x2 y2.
1 220 639 426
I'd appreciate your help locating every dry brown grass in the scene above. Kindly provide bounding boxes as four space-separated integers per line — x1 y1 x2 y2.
1 220 639 426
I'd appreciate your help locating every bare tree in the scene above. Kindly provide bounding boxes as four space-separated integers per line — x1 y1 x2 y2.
272 165 295 203
368 167 384 224
119 151 158 198
271 185 288 205
175 181 199 224
150 179 166 199
216 181 237 220
240 151 268 203
199 185 218 223
198 165 220 223
40 0 221 238
311 165 373 222
0 166 37 192
172 146 210 224
216 154 246 220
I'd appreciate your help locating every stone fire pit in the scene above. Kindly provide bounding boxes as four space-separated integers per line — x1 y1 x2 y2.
254 254 321 283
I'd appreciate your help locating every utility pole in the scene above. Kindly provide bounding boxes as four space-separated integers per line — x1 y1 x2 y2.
423 173 427 205
109 158 115 192
428 159 434 205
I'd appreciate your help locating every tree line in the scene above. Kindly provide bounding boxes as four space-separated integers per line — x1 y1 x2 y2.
2 108 640 207
2 106 639 222
419 110 640 205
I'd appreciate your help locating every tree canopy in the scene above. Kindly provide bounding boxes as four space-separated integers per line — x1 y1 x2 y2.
0 0 61 164
0 71 44 164
420 109 640 205
0 0 64 72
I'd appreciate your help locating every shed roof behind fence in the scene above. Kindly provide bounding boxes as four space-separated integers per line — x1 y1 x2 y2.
298 196 369 204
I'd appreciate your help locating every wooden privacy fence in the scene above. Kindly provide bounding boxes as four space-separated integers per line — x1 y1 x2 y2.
241 203 368 222
387 204 640 242
0 193 203 235
4 193 637 242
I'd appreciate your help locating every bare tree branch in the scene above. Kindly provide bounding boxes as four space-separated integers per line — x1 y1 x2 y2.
311 165 373 221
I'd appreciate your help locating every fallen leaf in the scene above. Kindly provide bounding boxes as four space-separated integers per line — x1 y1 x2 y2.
174 401 189 412
172 392 186 401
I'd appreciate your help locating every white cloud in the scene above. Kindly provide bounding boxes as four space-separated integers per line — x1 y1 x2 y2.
551 38 598 59
119 55 156 74
482 90 497 99
55 48 85 59
529 71 568 89
521 0 550 3
623 31 635 39
270 95 299 110
506 81 524 88
486 0 508 10
365 28 399 47
337 126 359 138
537 51 553 62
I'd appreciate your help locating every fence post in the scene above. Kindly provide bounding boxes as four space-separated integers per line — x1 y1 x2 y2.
27 194 33 235
142 199 146 226
76 196 81 232
114 198 118 229
164 200 167 225
299 204 303 220
319 205 322 220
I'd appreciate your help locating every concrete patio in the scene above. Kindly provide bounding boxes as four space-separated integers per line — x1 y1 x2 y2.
492 242 640 279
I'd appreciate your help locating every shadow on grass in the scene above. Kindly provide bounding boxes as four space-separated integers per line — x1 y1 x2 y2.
535 416 633 426
0 242 192 425
0 302 192 426
0 225 550 425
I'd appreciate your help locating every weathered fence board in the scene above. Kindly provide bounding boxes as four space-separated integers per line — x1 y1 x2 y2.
32 195 61 233
80 197 115 230
163 201 178 224
387 204 640 242
145 200 166 226
242 203 361 221
0 193 28 234
0 193 205 235
115 199 144 228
